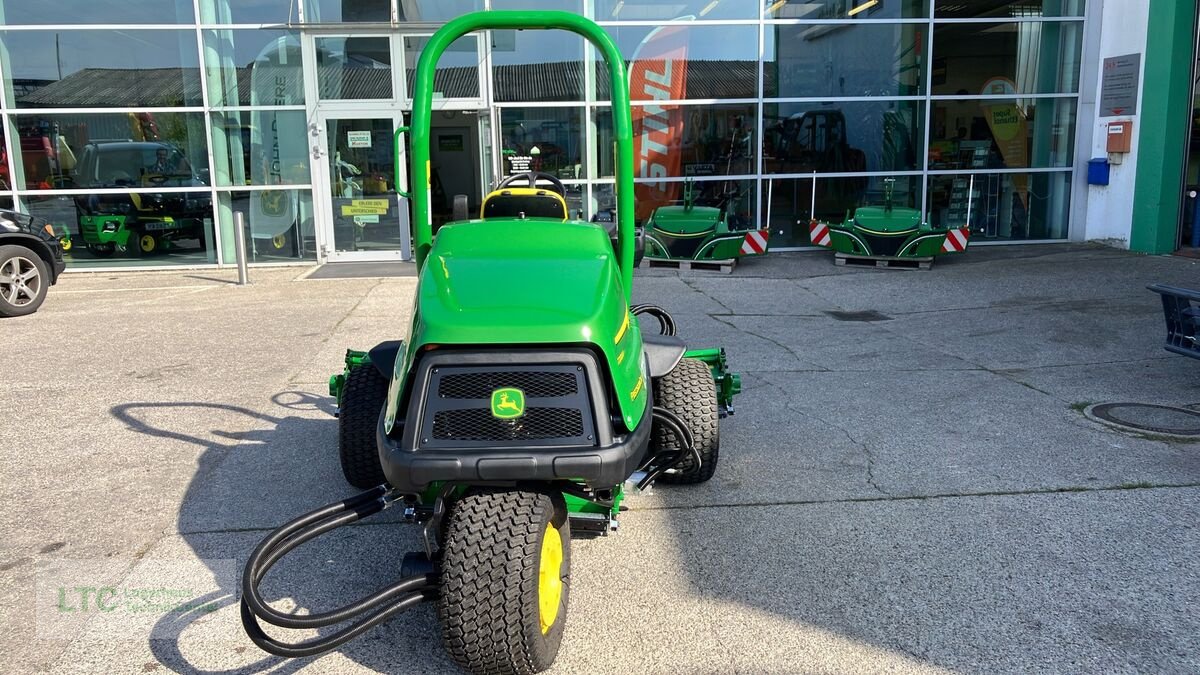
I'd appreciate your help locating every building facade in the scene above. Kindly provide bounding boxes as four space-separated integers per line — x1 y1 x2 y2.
0 0 1193 270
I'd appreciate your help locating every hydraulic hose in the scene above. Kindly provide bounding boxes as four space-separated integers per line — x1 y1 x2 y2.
631 304 677 336
240 486 438 658
638 406 700 489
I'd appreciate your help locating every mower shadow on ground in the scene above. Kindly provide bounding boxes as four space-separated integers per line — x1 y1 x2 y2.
110 394 454 674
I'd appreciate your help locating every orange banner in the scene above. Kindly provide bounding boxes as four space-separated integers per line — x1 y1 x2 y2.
630 24 689 220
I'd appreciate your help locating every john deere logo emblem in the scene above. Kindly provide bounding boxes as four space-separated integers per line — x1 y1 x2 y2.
491 388 525 419
260 190 285 216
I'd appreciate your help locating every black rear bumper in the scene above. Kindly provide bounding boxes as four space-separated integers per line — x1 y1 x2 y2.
377 348 651 493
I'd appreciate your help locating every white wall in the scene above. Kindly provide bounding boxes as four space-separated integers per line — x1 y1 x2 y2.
1077 0 1151 247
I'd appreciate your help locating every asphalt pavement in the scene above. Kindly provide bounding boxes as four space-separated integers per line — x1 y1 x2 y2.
2 244 1198 674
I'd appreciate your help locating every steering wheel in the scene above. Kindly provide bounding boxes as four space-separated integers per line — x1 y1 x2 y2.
496 171 565 196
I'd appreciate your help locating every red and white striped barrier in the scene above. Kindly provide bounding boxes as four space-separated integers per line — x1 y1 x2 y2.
740 229 769 255
808 220 831 247
942 226 970 253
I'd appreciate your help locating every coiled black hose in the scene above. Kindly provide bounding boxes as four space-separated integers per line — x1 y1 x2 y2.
631 304 677 336
637 406 700 489
240 486 437 658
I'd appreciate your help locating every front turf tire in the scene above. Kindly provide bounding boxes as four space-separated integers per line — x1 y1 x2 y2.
652 357 720 484
337 364 389 488
439 489 571 675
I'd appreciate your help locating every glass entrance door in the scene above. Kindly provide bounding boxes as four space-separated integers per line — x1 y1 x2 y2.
314 113 410 261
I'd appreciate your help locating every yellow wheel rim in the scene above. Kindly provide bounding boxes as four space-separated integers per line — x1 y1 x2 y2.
537 523 563 634
272 234 286 249
139 234 156 253
61 238 72 252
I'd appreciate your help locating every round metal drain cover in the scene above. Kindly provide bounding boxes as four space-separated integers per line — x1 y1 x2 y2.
1085 403 1200 438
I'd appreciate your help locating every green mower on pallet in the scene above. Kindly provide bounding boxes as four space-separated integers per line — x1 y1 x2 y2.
240 11 740 675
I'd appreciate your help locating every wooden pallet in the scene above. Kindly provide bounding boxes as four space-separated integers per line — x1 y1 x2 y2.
639 257 736 274
834 252 933 270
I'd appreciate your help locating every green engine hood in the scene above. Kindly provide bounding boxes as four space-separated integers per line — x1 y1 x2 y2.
648 205 722 236
852 206 922 234
404 218 648 429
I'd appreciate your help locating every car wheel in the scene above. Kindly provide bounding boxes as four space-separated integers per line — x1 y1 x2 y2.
0 245 50 317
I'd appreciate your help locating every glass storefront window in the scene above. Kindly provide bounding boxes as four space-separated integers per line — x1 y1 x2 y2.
500 107 585 179
404 35 481 99
199 0 298 24
490 0 582 12
764 23 926 99
765 175 923 246
398 0 484 21
593 178 756 227
929 98 1076 170
211 111 310 187
932 21 1084 95
934 0 1085 18
0 0 194 25
316 37 392 100
24 192 216 266
927 171 1070 239
492 30 586 102
12 113 209 192
768 0 928 19
595 24 759 101
205 30 304 107
763 101 925 174
217 190 316 261
596 0 757 20
597 103 759 178
303 0 389 22
1 30 201 108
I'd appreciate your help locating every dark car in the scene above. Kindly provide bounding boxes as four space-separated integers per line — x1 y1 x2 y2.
0 208 66 317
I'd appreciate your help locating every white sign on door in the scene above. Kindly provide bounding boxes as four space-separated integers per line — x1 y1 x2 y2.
347 131 372 148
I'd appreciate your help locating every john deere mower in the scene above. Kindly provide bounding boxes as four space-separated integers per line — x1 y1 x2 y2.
807 177 971 260
240 11 740 675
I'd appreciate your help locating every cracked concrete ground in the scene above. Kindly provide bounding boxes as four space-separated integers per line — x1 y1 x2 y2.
2 244 1199 674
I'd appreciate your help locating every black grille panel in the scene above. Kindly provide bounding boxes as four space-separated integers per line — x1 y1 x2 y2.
432 407 584 441
857 230 908 257
438 370 577 399
417 362 597 449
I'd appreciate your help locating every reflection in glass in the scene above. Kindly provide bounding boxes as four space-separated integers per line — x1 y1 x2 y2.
325 118 405 253
934 0 1085 18
768 0 928 18
211 111 310 187
13 113 208 191
932 21 1084 95
763 101 924 174
0 0 193 25
303 0 389 22
199 0 298 24
596 24 759 101
598 103 758 179
633 178 756 228
490 0 581 11
205 30 304 107
1 30 201 108
500 108 585 180
24 192 215 266
398 0 484 20
596 0 756 20
765 175 923 246
492 31 585 102
217 190 316 261
764 23 925 98
929 98 1076 170
404 36 480 99
928 171 1070 240
316 37 392 100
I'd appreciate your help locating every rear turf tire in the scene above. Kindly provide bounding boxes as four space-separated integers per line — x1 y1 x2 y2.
652 357 720 484
439 489 571 675
337 364 389 488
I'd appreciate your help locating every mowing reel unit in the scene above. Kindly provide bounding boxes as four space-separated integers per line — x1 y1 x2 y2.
240 11 740 675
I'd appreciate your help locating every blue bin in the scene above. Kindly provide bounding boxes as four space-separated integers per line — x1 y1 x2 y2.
1087 158 1110 186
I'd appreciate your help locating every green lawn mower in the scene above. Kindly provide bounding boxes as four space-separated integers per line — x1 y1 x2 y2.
240 11 740 675
808 177 972 260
